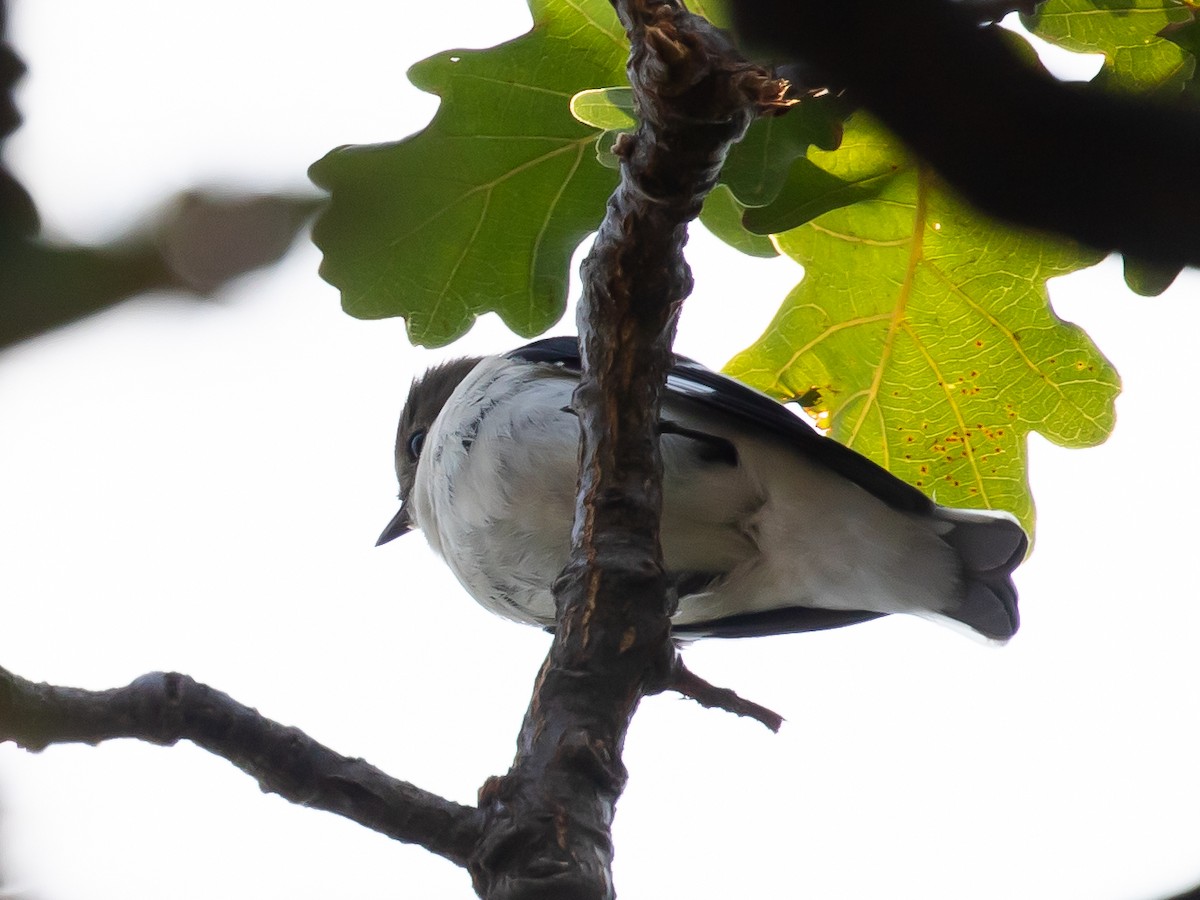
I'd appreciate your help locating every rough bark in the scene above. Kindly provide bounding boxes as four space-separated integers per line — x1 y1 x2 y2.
466 3 783 897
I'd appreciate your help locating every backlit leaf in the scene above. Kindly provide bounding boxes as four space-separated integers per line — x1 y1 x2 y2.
724 116 1120 536
698 185 778 257
570 88 637 132
720 94 845 207
1021 0 1196 91
310 0 625 346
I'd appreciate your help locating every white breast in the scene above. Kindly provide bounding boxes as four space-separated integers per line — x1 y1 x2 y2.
411 357 578 625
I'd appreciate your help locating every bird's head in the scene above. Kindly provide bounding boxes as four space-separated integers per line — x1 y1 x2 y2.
376 356 483 545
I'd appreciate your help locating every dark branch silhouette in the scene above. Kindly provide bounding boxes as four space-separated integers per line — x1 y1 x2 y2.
0 665 482 865
729 0 1200 269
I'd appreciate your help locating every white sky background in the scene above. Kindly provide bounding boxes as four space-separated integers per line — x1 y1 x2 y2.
1 1 1199 898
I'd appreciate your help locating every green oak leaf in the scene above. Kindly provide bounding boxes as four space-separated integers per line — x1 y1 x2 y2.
724 116 1120 537
567 89 633 170
309 0 626 346
742 112 900 234
594 130 623 170
570 88 637 132
720 95 845 207
689 0 848 211
1164 14 1200 60
742 159 893 235
699 185 778 257
1021 0 1196 92
1162 15 1200 100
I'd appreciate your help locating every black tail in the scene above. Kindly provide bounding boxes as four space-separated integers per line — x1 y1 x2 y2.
938 509 1028 641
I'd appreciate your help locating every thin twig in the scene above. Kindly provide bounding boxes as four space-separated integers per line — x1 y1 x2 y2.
663 658 784 732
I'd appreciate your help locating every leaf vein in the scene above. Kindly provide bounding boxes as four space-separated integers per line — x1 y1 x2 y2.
846 167 929 446
901 322 992 506
922 261 1110 428
525 139 588 328
558 0 625 50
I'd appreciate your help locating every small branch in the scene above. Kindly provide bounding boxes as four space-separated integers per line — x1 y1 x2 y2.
660 657 784 732
0 666 482 867
729 0 1200 268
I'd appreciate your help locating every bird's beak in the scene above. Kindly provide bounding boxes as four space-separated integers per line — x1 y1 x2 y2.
376 505 414 545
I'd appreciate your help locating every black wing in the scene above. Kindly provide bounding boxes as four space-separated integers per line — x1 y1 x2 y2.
672 607 886 640
508 336 932 515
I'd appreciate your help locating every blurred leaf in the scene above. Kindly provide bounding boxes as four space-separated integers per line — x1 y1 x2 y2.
570 87 636 131
1 190 319 349
1123 255 1183 295
0 169 34 239
1 22 36 239
1021 0 1196 91
724 116 1120 536
698 184 778 257
310 0 625 346
156 191 323 294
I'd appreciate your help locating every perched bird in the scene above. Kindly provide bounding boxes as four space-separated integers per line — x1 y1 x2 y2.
378 337 1027 641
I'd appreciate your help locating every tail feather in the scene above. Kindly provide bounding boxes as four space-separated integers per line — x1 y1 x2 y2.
937 509 1028 641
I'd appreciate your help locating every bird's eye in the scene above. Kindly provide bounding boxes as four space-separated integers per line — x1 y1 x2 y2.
407 429 427 460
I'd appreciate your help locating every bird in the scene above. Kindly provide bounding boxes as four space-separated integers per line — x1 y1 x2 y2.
377 336 1028 641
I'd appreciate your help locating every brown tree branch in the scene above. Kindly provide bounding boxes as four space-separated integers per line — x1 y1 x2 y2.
466 3 783 898
0 665 482 866
728 0 1200 268
660 659 784 732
